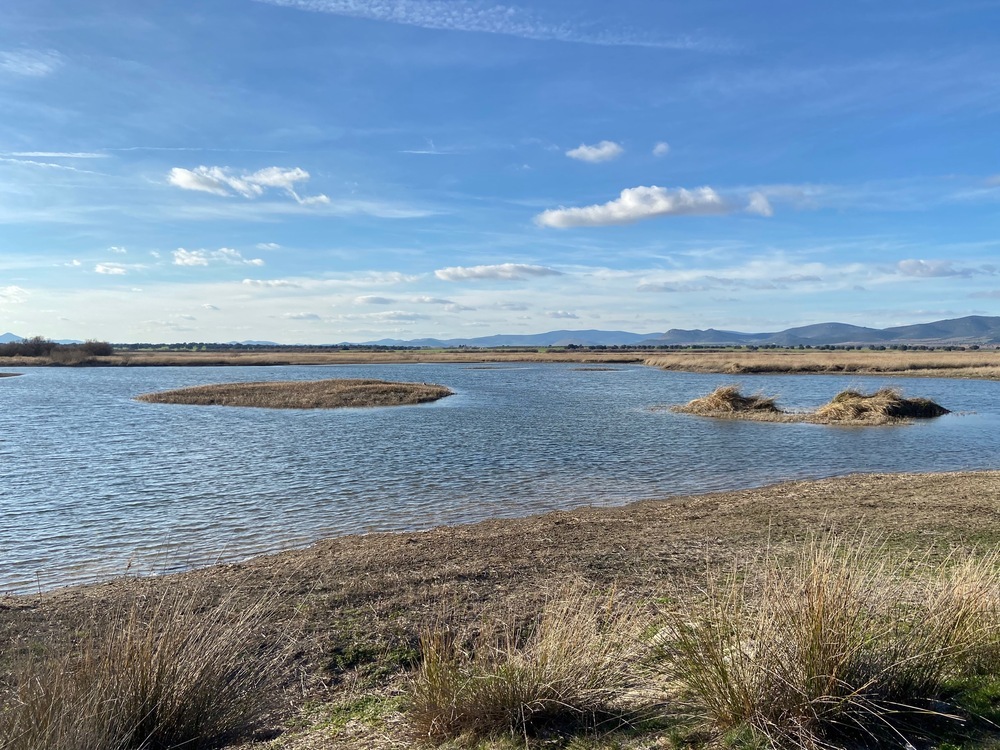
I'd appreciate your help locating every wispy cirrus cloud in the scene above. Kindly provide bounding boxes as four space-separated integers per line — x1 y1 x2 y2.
10 151 107 159
173 248 264 267
355 295 395 304
435 263 561 281
253 0 725 50
0 49 63 77
896 259 980 278
566 140 623 163
167 165 330 205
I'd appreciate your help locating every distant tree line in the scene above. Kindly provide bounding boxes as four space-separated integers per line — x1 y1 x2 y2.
0 337 114 362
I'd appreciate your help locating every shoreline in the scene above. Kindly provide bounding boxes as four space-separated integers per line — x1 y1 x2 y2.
4 470 1000 748
7 470 999 606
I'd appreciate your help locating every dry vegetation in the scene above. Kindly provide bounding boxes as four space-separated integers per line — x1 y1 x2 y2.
3 472 1000 750
135 379 452 409
645 348 1000 379
672 385 950 425
3 346 1000 379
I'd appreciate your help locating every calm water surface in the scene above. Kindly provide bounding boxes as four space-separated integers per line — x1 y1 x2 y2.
1 363 998 593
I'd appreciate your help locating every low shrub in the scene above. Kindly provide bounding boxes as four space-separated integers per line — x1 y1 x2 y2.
408 589 644 742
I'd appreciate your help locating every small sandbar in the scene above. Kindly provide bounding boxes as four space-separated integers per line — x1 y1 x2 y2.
135 378 452 409
669 385 949 426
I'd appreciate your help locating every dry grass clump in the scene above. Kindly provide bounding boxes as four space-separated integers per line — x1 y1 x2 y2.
408 589 645 743
814 387 950 424
0 585 287 750
135 378 452 409
654 538 1000 750
671 385 949 425
673 385 782 416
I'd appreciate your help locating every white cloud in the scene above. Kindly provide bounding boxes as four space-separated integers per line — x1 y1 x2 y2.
242 278 302 288
284 312 322 320
445 303 476 312
167 165 329 205
435 263 562 281
255 242 282 250
173 247 264 267
172 249 209 267
652 142 670 157
536 185 729 228
253 0 718 50
0 285 28 303
203 304 220 310
566 140 624 163
0 49 62 77
355 295 395 304
108 246 127 255
95 263 127 275
412 296 454 304
547 310 579 319
746 191 774 217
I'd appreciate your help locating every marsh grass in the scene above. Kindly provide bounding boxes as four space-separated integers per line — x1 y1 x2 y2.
671 385 949 425
0 584 289 750
408 589 646 743
813 387 950 423
135 378 452 409
654 539 1000 750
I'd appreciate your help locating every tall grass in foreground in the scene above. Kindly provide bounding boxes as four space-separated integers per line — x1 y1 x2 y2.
408 589 645 742
654 539 1000 750
0 584 288 750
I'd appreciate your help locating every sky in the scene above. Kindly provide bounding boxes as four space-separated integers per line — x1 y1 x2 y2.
2 0 1000 344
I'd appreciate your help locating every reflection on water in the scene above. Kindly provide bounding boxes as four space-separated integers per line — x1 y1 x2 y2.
1 363 997 593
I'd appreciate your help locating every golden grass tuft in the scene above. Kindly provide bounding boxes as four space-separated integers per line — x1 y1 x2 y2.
407 588 645 742
672 385 782 416
671 385 949 425
813 387 950 424
0 584 288 750
653 538 1000 750
135 378 452 409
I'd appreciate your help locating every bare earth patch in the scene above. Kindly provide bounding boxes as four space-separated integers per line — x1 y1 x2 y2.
135 378 452 409
671 385 950 425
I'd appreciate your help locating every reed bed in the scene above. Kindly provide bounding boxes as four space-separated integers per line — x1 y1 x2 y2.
645 349 1000 379
135 378 452 409
671 385 949 425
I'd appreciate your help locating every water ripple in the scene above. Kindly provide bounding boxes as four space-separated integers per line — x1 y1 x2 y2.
1 364 998 593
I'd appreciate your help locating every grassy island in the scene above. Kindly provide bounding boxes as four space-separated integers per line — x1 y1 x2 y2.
135 378 452 409
672 385 950 425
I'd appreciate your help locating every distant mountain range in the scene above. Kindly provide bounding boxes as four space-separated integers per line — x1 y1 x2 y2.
4 315 1000 348
365 316 1000 348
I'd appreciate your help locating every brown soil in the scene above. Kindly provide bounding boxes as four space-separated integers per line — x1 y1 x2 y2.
3 471 999 748
134 379 452 409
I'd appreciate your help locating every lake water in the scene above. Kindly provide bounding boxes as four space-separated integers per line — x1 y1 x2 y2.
1 363 998 594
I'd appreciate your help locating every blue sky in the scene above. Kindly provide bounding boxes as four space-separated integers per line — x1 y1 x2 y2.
2 0 999 343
